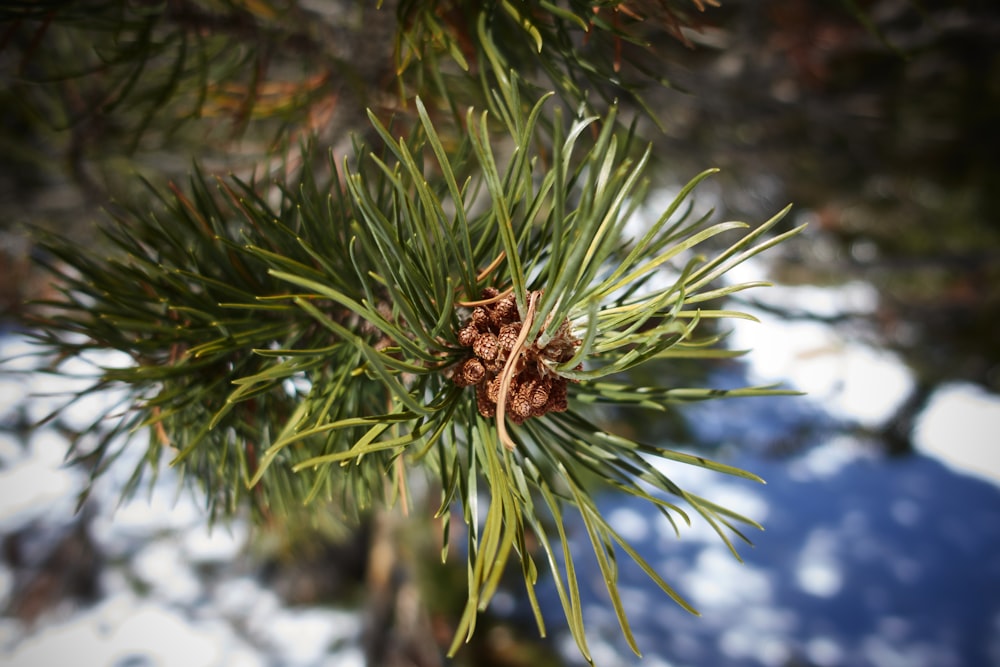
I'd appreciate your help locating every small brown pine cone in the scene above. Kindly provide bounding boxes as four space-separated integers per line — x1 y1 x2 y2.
497 322 521 355
491 295 518 327
471 307 491 331
481 287 499 300
527 377 550 411
458 324 479 347
547 380 568 413
486 375 502 403
453 357 485 387
476 382 496 418
510 382 534 422
472 332 500 362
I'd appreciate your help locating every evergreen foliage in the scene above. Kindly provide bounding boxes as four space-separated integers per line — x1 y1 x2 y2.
10 1 802 662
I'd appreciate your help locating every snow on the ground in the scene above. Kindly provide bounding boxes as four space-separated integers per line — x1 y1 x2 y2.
0 335 364 667
726 256 1000 485
914 382 1000 485
551 436 1000 667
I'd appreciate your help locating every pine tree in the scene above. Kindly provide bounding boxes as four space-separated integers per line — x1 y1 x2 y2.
7 2 802 663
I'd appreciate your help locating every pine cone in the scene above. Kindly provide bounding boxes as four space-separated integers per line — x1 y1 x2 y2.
497 322 521 355
458 324 479 347
452 288 580 423
491 294 518 327
453 357 486 387
472 332 499 362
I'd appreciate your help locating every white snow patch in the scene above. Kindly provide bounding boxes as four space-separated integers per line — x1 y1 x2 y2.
253 607 361 666
0 429 81 530
788 436 869 482
183 520 249 563
132 540 204 606
607 507 650 542
796 529 844 598
914 382 1000 486
685 547 772 611
726 257 913 427
1 594 259 667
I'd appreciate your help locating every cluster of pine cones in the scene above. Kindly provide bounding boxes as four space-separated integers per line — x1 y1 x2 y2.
452 288 581 423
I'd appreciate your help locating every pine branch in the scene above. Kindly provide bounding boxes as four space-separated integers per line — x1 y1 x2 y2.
26 68 802 659
15 2 813 663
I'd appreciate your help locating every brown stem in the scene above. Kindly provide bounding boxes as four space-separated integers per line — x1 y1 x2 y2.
495 291 539 451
